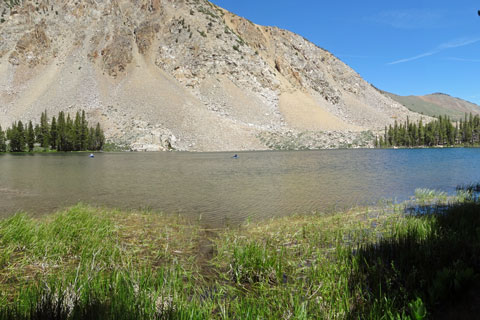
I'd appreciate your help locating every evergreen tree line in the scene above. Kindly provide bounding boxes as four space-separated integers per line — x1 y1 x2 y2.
375 114 480 148
0 110 105 152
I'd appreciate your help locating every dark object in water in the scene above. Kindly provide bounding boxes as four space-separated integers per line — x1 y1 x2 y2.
89 154 94 158
232 154 239 159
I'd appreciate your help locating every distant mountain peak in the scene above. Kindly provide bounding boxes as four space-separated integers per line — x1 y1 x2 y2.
385 91 480 121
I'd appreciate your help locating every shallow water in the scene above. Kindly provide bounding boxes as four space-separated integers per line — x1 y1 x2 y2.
1 149 480 226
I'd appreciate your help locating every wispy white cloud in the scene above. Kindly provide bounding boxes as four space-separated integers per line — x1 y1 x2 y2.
388 51 437 65
439 38 480 49
444 57 480 62
368 9 445 29
388 37 480 65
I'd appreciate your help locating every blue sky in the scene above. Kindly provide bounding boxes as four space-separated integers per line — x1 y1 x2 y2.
211 0 480 104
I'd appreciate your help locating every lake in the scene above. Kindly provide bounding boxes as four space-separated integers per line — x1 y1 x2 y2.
1 148 480 226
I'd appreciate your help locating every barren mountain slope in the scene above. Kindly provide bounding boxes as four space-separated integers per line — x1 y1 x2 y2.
0 0 427 151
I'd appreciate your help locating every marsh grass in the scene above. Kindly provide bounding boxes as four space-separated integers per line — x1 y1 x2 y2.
1 191 480 319
210 209 406 319
414 188 448 204
456 183 480 193
0 205 206 319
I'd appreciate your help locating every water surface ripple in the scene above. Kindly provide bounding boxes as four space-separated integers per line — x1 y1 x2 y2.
1 149 479 226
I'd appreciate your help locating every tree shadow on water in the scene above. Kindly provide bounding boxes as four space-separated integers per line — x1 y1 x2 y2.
348 201 480 319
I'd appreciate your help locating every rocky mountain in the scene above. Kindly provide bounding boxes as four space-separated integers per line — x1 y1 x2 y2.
0 0 427 151
384 91 480 121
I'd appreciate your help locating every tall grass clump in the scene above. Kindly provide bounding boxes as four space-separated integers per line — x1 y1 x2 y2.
0 204 206 319
414 188 447 204
230 241 286 284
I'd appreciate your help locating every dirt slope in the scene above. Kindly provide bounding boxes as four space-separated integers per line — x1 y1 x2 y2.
0 0 428 151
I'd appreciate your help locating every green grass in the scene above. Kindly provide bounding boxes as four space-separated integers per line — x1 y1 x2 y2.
414 188 448 204
1 191 480 319
0 205 205 319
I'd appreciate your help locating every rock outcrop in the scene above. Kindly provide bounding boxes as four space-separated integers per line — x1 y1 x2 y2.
0 0 429 151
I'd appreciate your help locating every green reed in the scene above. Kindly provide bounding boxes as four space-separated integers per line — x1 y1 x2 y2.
1 191 480 319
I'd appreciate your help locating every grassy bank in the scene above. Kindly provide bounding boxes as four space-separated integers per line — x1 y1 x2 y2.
1 191 480 319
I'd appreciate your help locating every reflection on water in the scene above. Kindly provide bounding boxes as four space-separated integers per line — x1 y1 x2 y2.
1 149 480 226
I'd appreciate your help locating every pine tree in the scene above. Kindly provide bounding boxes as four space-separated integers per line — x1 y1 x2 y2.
88 127 95 150
9 121 25 152
465 122 472 145
6 127 12 144
40 111 50 148
35 123 43 145
438 116 444 145
3 109 105 152
17 121 25 152
469 113 475 144
446 117 454 145
74 111 82 151
418 119 425 146
57 111 66 151
94 122 105 151
66 114 74 151
0 125 6 152
393 120 398 146
378 136 384 148
81 110 88 150
50 116 57 150
6 124 15 151
474 115 480 144
412 123 418 145
384 126 388 146
387 125 393 146
27 120 35 152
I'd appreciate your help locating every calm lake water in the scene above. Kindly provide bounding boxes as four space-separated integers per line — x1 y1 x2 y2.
1 149 480 226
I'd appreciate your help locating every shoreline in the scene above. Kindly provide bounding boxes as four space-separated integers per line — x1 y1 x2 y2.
1 189 479 319
3 144 480 155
